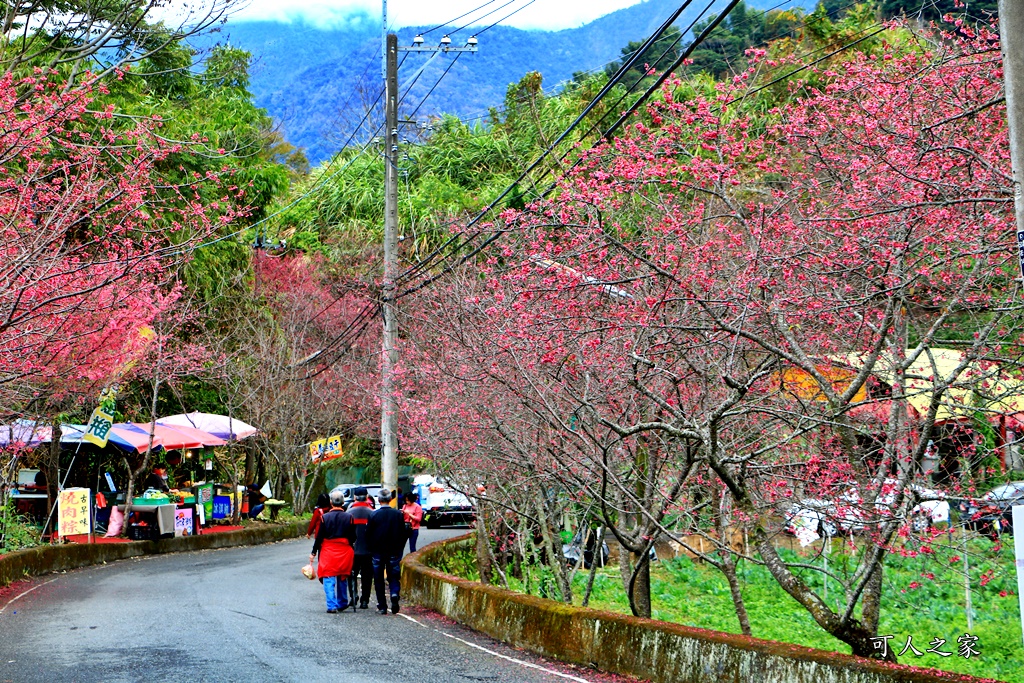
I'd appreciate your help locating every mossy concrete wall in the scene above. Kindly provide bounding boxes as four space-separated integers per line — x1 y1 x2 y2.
0 522 306 587
402 534 1000 683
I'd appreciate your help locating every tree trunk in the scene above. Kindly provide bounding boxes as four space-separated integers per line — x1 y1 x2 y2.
582 528 602 607
754 529 895 660
618 537 633 596
629 549 652 618
722 552 752 636
532 487 571 603
861 561 883 636
474 498 494 585
42 423 61 539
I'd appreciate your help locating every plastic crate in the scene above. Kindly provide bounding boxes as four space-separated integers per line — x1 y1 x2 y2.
127 524 157 541
133 496 169 506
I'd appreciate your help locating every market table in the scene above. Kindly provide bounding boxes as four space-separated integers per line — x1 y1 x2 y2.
264 500 287 521
117 503 177 538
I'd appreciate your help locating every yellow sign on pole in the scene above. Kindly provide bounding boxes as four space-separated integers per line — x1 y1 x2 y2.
57 488 91 537
83 386 118 448
324 435 344 462
308 438 327 462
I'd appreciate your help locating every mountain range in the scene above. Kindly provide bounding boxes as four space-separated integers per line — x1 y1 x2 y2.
208 0 787 162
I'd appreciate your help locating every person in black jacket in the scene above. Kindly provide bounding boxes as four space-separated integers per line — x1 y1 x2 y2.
367 488 407 614
346 486 375 609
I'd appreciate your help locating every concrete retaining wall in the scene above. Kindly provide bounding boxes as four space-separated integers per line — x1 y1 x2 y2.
402 534 1001 683
0 522 306 587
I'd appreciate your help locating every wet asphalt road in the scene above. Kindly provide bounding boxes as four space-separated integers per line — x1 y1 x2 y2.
0 529 601 683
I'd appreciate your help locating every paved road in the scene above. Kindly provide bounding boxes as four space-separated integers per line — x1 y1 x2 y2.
0 529 602 683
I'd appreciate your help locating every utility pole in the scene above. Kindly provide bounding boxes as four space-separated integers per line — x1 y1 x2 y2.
379 32 478 493
381 0 388 82
999 0 1024 650
381 32 400 493
1000 0 1024 279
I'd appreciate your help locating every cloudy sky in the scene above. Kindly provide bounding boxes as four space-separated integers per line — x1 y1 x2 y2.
232 0 648 31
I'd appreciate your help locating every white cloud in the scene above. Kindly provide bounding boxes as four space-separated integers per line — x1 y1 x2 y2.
231 0 648 31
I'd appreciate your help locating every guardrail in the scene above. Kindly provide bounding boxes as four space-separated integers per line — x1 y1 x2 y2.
0 522 307 587
402 533 1000 683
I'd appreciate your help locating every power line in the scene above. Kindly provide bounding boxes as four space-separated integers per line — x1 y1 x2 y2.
298 0 899 370
389 0 710 288
459 0 537 35
446 0 862 127
408 53 464 121
181 84 387 256
395 4 894 297
421 0 505 36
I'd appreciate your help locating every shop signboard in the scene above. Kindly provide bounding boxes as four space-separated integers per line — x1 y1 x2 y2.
323 435 343 462
197 483 214 520
174 507 194 536
308 438 327 462
57 488 91 537
212 495 231 519
82 386 118 448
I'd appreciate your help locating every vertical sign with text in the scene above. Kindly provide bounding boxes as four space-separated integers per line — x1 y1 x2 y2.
57 488 91 537
197 483 214 522
174 507 194 536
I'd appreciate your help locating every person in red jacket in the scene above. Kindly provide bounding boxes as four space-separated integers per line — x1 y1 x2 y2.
402 492 424 553
306 493 331 539
309 490 356 613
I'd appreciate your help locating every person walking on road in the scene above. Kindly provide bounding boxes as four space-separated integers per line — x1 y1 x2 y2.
306 493 331 539
402 492 423 553
309 490 357 613
368 488 407 615
346 486 375 609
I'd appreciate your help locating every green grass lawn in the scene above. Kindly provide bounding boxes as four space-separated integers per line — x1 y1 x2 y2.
567 540 1022 682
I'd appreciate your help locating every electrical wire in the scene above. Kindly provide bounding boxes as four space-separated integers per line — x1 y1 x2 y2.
181 84 387 256
453 0 528 35
408 53 464 122
390 0 707 288
421 0 506 37
474 0 539 35
508 0 886 209
451 0 856 127
298 0 905 370
395 2 896 296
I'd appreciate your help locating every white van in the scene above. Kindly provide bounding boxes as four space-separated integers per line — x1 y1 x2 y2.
413 474 475 528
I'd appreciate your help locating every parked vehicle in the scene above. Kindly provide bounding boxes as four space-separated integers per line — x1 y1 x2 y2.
414 474 475 528
329 483 383 509
562 529 610 569
784 479 946 539
955 481 1024 538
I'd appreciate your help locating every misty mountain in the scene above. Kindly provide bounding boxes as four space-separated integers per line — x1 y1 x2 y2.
209 0 788 162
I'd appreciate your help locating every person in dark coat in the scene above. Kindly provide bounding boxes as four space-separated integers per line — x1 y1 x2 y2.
144 467 169 492
309 490 357 613
346 486 375 609
367 488 407 614
246 483 267 519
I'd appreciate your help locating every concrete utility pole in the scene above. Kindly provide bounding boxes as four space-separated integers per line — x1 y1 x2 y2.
1000 0 1024 278
381 32 400 493
999 0 1024 649
381 0 388 82
379 32 479 493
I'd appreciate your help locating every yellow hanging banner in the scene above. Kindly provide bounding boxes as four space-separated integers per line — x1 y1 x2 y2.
83 386 118 448
308 439 327 462
323 435 344 462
